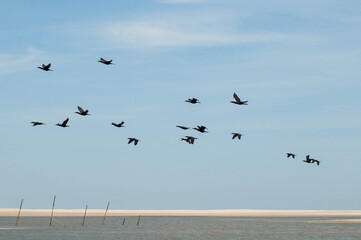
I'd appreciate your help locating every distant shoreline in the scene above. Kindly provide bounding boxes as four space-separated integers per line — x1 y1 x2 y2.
1 209 361 218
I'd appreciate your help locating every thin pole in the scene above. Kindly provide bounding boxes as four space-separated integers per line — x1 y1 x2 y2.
50 195 56 227
15 198 23 226
82 205 88 226
137 215 141 226
122 218 126 225
101 201 110 226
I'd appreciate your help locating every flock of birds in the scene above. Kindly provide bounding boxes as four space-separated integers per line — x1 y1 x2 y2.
35 58 320 165
286 153 320 166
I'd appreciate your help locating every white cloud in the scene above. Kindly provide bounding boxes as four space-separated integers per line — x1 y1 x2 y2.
0 48 44 76
80 11 306 49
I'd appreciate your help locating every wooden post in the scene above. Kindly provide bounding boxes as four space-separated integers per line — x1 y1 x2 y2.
137 215 141 226
49 195 56 227
101 201 110 226
122 218 126 225
15 198 23 226
82 205 88 226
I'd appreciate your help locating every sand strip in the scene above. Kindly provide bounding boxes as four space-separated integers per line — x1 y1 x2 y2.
1 209 361 217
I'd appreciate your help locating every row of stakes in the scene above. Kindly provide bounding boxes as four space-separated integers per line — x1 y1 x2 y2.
15 196 141 227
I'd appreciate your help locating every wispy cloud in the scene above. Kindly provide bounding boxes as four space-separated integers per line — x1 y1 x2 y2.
73 11 310 49
0 48 44 76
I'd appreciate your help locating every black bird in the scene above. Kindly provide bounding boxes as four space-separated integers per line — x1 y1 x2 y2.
31 122 45 127
303 155 312 163
75 106 90 116
98 58 114 65
193 125 208 133
38 63 53 71
181 136 197 144
286 153 296 158
56 118 69 128
311 159 320 166
185 98 200 104
112 122 125 128
128 138 140 146
176 125 189 130
231 133 242 140
230 93 248 105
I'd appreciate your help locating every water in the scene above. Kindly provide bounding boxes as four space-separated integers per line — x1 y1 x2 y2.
1 217 361 239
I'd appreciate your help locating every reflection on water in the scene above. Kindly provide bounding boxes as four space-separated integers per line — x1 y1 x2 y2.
1 217 361 239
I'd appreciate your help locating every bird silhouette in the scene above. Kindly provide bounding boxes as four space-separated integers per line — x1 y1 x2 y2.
56 118 69 128
193 125 208 133
98 58 114 65
31 122 45 127
231 133 242 139
303 155 312 163
176 125 189 130
128 138 140 145
311 159 320 166
112 122 125 128
230 93 248 105
286 153 296 158
38 63 53 71
75 106 90 116
185 98 201 104
181 136 197 144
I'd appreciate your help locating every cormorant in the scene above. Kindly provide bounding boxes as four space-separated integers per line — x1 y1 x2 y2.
38 63 52 71
56 118 69 128
230 93 248 105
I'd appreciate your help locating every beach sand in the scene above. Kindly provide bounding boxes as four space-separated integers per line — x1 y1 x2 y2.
1 209 361 218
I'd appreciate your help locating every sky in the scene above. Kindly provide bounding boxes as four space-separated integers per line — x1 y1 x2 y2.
0 0 361 210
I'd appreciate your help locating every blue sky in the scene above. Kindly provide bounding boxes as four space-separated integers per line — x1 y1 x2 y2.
1 0 361 210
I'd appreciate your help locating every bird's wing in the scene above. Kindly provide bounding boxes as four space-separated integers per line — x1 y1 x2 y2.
232 134 237 139
120 121 124 125
44 63 51 69
134 140 138 145
233 93 240 102
63 118 69 125
128 138 134 144
77 106 85 113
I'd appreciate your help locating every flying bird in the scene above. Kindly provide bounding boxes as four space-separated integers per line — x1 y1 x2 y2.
75 106 90 116
56 118 69 128
303 155 312 163
176 125 189 130
231 133 242 140
31 122 45 127
230 93 248 105
193 125 208 133
112 122 125 128
181 136 197 144
311 159 320 166
98 58 114 65
303 155 320 164
38 63 52 71
128 138 140 146
286 153 296 158
185 98 201 104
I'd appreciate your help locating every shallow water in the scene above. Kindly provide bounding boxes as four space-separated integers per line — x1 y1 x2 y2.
1 216 361 240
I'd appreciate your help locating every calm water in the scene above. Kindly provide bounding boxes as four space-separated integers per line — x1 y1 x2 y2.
1 216 361 240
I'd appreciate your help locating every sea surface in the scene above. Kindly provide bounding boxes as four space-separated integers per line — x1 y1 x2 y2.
1 216 361 240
